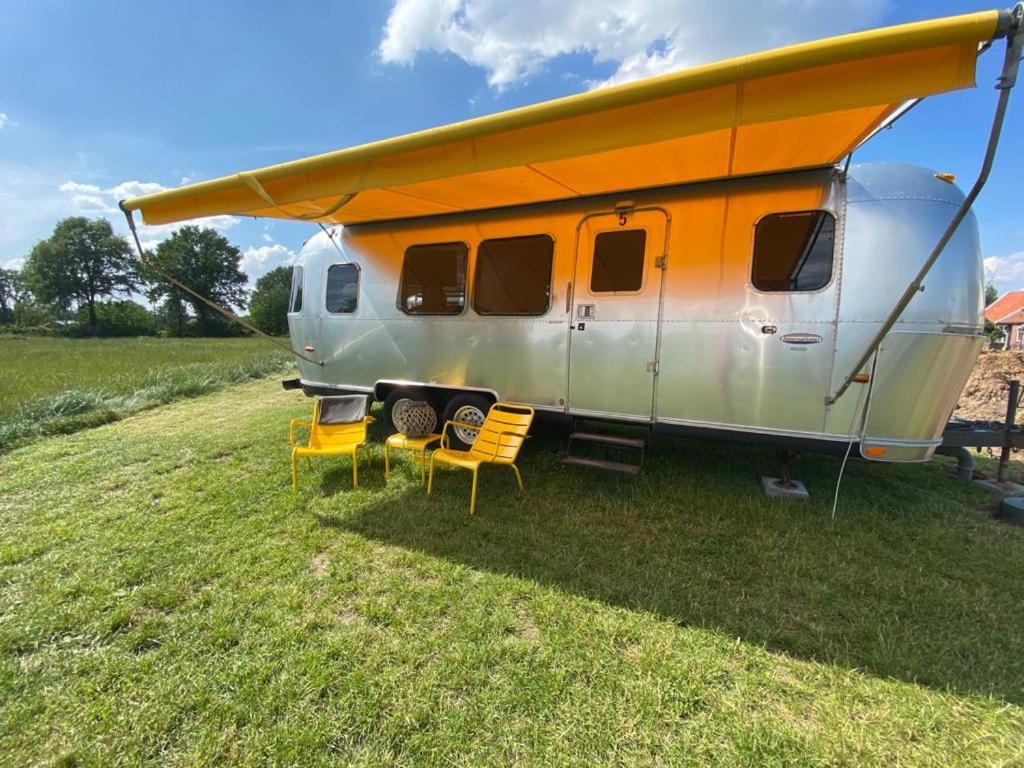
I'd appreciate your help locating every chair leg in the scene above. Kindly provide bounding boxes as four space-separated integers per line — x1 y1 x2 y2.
510 463 524 493
291 449 299 492
420 449 427 483
469 467 479 516
427 454 437 495
352 451 359 489
305 457 312 470
384 444 391 477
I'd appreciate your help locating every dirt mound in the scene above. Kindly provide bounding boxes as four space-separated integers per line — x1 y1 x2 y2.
953 350 1024 422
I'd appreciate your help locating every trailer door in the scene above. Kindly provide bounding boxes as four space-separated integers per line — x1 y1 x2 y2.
568 209 668 419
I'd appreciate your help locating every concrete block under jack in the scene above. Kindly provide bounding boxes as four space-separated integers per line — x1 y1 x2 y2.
1000 496 1024 527
761 476 809 500
972 478 1024 496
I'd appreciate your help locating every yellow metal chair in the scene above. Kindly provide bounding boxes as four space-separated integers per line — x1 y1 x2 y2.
289 395 374 491
427 402 535 515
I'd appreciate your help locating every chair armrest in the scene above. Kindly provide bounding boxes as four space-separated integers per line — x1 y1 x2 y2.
288 418 312 447
365 415 376 424
440 419 481 450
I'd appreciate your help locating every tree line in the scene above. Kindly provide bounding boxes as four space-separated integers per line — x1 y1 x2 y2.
0 217 292 338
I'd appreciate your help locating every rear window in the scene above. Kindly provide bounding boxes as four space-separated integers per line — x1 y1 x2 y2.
591 229 646 293
398 242 467 315
473 235 554 316
289 266 303 313
751 211 835 292
325 263 359 314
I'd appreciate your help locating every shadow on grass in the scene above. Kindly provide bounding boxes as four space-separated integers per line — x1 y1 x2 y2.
317 415 1024 705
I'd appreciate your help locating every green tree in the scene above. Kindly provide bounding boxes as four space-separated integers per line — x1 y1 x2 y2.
985 282 999 307
0 268 19 324
143 226 248 336
21 217 136 335
72 299 156 337
248 265 292 335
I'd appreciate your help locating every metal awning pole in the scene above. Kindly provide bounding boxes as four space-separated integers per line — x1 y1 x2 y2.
826 4 1023 406
119 203 324 367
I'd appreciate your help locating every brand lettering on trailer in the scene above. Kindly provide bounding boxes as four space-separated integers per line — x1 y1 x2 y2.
781 333 823 345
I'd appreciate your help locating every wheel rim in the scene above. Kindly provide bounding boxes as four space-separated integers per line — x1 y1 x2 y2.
452 404 486 445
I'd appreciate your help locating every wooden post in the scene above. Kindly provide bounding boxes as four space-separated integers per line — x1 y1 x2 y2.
997 379 1019 484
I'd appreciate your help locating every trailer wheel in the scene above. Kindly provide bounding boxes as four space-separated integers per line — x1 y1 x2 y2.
442 394 492 450
382 388 438 436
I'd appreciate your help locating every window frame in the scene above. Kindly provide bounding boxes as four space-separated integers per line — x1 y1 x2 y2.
471 233 556 317
324 262 361 315
396 241 470 317
589 227 649 296
288 265 304 314
749 209 838 295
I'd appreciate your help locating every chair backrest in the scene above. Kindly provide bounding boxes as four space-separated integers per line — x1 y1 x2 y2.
310 395 371 449
468 402 535 464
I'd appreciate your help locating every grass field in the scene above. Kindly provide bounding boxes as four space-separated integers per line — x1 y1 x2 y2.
0 336 291 450
1 377 1021 766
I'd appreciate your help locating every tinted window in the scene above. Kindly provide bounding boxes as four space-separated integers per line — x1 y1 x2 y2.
473 235 554 316
591 229 646 293
326 263 359 314
290 266 303 313
399 242 467 315
752 211 835 292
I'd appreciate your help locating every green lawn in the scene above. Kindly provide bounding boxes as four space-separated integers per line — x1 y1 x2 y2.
1 377 1022 766
0 336 290 417
0 336 291 450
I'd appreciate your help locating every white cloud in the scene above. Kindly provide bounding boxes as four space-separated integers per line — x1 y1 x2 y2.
241 243 297 279
3 257 25 270
379 0 888 90
0 164 75 254
985 253 1024 290
56 178 239 250
262 232 274 243
0 113 8 129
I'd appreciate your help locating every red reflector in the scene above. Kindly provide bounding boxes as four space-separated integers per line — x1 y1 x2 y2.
865 447 886 457
304 345 314 352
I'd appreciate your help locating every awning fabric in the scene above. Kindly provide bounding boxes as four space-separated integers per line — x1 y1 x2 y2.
123 10 1000 227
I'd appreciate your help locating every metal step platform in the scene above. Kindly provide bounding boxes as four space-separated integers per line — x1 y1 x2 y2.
561 418 648 474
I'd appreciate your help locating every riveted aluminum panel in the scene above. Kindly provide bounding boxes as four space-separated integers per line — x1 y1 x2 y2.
861 331 984 460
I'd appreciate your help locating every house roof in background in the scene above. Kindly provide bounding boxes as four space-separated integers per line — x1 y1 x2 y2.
986 289 1024 323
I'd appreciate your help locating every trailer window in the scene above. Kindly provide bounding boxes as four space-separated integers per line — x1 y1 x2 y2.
399 242 467 314
473 235 554 316
326 263 359 314
289 266 303 313
591 229 646 293
752 211 835 292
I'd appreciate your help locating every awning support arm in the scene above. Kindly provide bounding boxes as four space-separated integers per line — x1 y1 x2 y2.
118 202 324 367
237 172 356 221
826 4 1023 406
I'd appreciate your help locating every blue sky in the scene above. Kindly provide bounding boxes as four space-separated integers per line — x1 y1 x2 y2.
1 0 1021 293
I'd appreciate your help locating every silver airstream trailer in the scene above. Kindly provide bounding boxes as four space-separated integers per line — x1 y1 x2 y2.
284 162 984 463
121 8 1022 468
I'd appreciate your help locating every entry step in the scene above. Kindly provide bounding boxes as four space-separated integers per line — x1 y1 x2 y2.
560 455 642 475
569 431 646 449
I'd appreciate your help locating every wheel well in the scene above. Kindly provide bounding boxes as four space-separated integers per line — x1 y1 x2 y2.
372 382 497 412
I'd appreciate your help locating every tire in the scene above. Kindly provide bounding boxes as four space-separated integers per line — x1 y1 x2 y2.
382 388 439 436
442 393 493 450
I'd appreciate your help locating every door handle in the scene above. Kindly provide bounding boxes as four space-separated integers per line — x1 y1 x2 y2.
565 282 572 314
576 304 595 319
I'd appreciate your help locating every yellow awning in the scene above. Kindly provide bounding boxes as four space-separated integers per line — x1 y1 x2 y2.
123 10 1001 227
